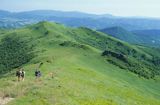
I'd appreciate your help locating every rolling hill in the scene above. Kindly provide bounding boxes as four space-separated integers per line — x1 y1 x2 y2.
0 21 160 105
132 29 160 46
99 27 160 47
99 26 140 44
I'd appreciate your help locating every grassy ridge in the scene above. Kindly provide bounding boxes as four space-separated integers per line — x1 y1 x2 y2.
0 47 159 105
0 21 159 105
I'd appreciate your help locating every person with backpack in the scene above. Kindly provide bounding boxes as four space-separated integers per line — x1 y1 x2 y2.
16 69 22 82
35 69 41 79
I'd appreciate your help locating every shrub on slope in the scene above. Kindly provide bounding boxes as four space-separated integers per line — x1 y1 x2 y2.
0 35 34 74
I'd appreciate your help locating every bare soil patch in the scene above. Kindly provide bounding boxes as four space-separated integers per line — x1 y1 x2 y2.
0 97 14 105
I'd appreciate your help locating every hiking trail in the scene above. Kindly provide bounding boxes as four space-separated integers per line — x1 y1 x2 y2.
0 97 14 105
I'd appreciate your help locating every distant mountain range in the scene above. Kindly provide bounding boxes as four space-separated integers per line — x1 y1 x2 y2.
1 10 160 47
99 26 160 47
0 10 114 19
0 10 160 30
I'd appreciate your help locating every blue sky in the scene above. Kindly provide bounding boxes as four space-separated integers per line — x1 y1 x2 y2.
0 0 159 17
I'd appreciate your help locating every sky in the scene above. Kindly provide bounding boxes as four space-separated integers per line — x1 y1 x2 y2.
0 0 160 17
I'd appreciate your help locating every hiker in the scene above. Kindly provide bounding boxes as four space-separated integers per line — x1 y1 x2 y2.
35 62 43 79
35 69 41 79
16 69 22 82
21 69 25 81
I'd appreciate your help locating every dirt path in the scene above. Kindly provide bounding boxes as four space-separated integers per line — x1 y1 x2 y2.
0 97 14 105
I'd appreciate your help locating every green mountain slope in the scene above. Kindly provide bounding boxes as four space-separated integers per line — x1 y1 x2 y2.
99 26 140 44
99 27 160 47
132 29 160 47
0 21 160 105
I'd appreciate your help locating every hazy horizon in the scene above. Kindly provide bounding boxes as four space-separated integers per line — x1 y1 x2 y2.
0 0 160 18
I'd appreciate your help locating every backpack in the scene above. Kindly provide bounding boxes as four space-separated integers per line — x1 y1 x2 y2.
35 70 39 76
38 71 41 77
21 71 25 77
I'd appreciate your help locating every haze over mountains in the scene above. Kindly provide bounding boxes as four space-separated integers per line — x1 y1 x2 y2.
1 10 160 31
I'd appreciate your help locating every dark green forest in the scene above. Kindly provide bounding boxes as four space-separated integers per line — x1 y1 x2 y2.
0 35 34 74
